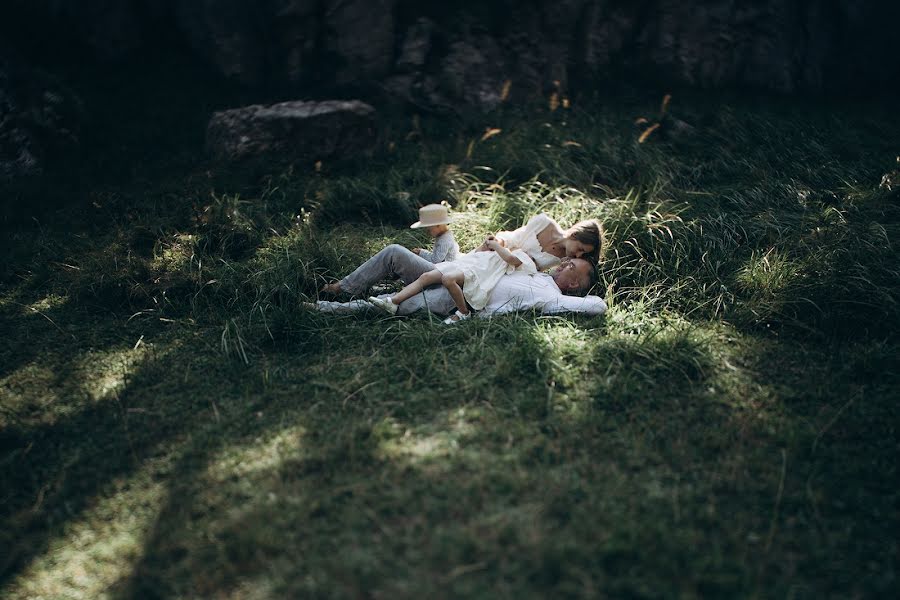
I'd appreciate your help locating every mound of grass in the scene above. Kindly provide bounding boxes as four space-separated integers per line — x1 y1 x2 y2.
1 82 898 598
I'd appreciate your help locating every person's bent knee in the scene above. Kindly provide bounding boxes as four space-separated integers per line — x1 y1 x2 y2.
378 243 404 260
384 243 413 257
441 273 460 286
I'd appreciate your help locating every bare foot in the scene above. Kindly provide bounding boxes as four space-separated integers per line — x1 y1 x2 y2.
320 282 342 295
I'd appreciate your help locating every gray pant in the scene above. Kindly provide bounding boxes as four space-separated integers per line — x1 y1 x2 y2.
322 244 456 316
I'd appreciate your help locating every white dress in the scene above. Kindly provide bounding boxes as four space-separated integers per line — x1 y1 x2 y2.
495 213 562 271
434 248 536 310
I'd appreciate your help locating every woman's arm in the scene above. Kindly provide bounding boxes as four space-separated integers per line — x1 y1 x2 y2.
495 213 553 249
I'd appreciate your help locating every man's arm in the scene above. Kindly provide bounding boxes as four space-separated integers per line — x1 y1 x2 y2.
540 294 607 316
478 274 606 318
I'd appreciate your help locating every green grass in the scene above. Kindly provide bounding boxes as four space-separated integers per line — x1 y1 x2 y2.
1 80 899 598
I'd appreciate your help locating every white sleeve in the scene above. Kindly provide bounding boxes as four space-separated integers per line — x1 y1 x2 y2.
495 213 552 249
426 233 456 263
540 294 607 316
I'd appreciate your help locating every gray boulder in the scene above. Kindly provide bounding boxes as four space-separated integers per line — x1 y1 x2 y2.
205 100 376 163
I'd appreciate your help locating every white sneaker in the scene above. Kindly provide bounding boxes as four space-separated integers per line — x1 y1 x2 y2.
443 310 471 324
368 296 398 315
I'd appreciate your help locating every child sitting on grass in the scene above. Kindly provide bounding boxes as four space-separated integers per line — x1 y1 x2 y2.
409 203 459 264
369 235 535 323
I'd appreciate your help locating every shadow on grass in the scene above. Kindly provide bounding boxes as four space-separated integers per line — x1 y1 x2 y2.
100 318 750 599
0 314 326 590
3 303 897 597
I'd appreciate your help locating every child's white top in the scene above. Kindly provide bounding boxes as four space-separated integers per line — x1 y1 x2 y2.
435 248 536 310
418 230 459 263
495 213 561 271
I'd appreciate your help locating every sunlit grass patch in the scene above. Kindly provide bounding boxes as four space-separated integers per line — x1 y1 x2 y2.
375 408 477 466
204 424 308 482
0 362 60 428
735 248 801 301
0 342 154 429
150 232 197 274
76 346 151 403
5 460 169 600
23 293 69 313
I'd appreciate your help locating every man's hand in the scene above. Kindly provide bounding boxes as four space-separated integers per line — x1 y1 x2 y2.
485 239 503 252
411 248 421 255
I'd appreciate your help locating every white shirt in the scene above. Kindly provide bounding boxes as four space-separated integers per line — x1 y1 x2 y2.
479 272 607 317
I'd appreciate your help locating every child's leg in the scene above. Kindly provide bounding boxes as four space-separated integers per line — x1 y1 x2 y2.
440 270 469 315
390 270 444 304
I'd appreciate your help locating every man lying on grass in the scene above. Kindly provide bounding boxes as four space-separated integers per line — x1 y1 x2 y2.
310 244 606 318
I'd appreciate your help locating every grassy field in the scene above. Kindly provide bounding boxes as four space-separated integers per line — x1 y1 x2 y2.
1 70 899 598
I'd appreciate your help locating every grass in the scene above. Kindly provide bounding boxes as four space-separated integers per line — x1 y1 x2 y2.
1 69 899 598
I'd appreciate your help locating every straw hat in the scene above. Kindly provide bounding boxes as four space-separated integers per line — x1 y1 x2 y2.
410 203 452 228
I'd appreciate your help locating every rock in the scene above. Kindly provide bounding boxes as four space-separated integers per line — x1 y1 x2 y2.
205 100 376 163
1 57 84 180
435 38 509 111
381 73 417 106
395 18 434 73
269 0 321 86
175 0 271 86
321 0 396 86
880 158 900 193
4 0 168 61
405 30 511 114
578 0 900 93
175 0 395 87
4 0 900 113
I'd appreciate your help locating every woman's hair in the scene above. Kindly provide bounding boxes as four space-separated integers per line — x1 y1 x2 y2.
566 219 605 263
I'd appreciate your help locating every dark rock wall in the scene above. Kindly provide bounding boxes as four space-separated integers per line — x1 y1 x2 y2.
4 0 897 180
4 0 899 98
0 56 84 180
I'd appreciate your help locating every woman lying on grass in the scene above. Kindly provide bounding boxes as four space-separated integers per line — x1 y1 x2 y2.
369 214 604 323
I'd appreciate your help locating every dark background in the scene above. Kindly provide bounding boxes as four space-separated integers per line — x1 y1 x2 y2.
3 0 900 188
